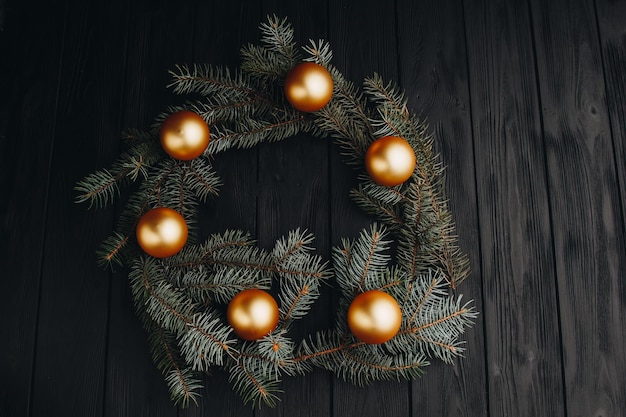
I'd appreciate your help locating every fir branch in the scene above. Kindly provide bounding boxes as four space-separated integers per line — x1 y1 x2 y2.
95 232 129 268
240 44 293 81
204 247 275 278
169 71 294 138
168 230 266 268
228 357 282 408
129 257 236 362
177 267 265 305
74 168 121 209
147 324 202 408
260 15 296 59
121 127 154 144
399 176 470 286
95 182 152 267
165 231 277 300
272 228 330 281
364 77 470 286
332 224 392 298
350 175 406 229
135 270 197 335
207 116 312 154
179 310 236 370
165 367 203 408
190 96 267 127
240 16 297 82
302 39 333 66
278 282 315 326
364 73 409 117
275 247 330 329
389 270 477 363
294 331 427 385
184 158 221 202
238 330 298 379
295 330 362 366
271 228 315 263
75 141 163 208
336 349 427 386
168 64 252 100
315 66 373 164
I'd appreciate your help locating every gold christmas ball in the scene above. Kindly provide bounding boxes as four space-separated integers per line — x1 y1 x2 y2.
227 289 280 341
365 136 416 186
284 62 333 112
160 110 210 160
136 207 188 258
347 290 402 344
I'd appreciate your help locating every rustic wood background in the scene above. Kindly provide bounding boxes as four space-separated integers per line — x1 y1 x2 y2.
1 0 625 416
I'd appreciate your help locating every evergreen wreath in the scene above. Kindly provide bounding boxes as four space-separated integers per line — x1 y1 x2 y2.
76 16 477 408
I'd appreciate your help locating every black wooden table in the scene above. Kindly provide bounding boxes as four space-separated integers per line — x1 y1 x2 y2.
1 0 625 416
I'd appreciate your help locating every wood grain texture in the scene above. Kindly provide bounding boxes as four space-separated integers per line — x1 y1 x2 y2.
27 0 128 415
0 1 67 416
254 2 333 416
596 0 626 233
2 0 626 416
396 0 488 415
463 0 566 416
183 1 259 415
102 1 193 416
530 0 626 415
328 1 411 417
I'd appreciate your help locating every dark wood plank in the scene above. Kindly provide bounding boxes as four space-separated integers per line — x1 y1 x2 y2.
530 0 626 414
395 1 488 415
8 1 626 416
0 1 68 416
254 2 333 416
596 0 626 233
596 1 626 233
328 1 412 416
463 0 566 416
181 1 259 415
28 0 128 415
103 1 195 416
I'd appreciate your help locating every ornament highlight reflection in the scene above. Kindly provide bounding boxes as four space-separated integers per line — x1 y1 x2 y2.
347 290 402 344
365 136 416 186
160 110 210 160
227 289 280 341
136 207 188 258
284 62 333 112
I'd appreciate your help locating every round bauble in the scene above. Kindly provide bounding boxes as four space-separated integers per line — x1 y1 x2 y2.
227 289 280 341
136 207 188 258
160 110 210 160
284 62 333 112
365 136 416 186
347 290 402 344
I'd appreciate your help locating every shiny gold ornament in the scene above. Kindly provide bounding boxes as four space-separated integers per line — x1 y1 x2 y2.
284 62 333 112
136 207 188 258
365 136 416 186
227 289 280 341
347 290 402 344
160 111 210 160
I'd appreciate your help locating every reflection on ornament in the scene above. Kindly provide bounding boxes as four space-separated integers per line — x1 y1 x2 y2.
365 136 416 186
136 207 188 258
347 290 402 344
284 62 333 112
227 289 280 341
160 110 210 160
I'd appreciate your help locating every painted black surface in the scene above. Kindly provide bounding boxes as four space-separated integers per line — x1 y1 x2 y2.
1 0 624 416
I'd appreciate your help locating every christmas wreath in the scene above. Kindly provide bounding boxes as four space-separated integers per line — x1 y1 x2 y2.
76 16 477 408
